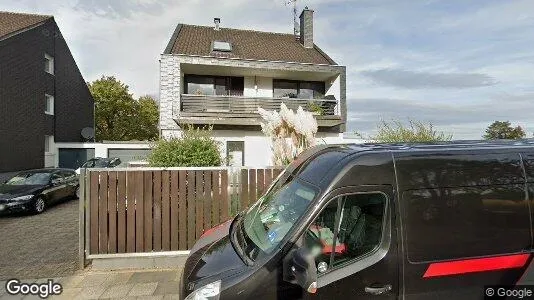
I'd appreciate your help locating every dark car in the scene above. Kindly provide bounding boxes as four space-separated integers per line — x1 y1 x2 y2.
75 157 121 174
0 168 78 215
179 141 534 300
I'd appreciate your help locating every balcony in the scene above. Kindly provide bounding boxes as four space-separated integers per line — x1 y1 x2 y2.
173 94 343 128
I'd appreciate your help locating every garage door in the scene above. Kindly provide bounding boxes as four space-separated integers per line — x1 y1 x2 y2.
108 149 152 167
59 148 95 169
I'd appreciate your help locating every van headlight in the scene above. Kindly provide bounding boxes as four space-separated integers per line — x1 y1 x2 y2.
184 280 221 300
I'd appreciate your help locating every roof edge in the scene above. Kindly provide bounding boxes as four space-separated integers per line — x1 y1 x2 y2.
313 44 337 65
162 53 345 68
0 16 51 42
163 24 183 54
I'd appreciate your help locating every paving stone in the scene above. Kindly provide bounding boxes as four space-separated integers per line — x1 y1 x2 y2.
56 275 85 288
128 271 178 284
52 287 82 299
77 285 107 299
163 295 180 300
136 296 164 300
99 284 134 299
0 200 79 281
78 274 111 288
153 281 180 295
127 283 158 297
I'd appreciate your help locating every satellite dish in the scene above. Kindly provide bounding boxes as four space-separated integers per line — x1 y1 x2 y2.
81 127 95 141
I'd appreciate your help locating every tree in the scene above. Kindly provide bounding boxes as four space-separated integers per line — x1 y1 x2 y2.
367 119 452 143
89 76 159 141
148 125 222 167
483 121 525 140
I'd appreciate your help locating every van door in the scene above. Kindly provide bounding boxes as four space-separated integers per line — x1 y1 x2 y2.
300 185 398 300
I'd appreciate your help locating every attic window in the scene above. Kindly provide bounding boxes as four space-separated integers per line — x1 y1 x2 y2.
212 41 232 52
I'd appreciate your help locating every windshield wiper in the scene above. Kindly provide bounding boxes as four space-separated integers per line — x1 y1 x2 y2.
230 213 253 266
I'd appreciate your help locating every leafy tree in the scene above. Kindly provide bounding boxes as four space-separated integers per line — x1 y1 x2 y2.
483 121 525 140
89 76 159 141
365 119 453 143
148 125 222 167
134 95 159 141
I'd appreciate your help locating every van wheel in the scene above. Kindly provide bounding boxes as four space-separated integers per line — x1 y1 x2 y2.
33 197 46 214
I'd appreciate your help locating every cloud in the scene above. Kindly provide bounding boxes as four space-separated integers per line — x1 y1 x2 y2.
361 69 497 89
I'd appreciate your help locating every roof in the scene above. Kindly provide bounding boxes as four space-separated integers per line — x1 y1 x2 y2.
0 11 51 40
164 24 336 65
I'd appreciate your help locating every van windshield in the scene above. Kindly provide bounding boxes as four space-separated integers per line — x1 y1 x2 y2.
241 176 318 259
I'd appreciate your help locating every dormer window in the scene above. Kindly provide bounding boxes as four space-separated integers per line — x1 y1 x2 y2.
212 41 232 52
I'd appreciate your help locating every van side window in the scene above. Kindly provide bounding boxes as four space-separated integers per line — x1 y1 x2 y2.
304 193 386 273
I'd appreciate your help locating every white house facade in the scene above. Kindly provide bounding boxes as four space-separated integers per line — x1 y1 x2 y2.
159 9 348 167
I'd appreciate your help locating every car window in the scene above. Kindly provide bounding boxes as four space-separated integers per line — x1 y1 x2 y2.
304 193 386 274
5 172 51 185
59 170 76 180
50 173 63 183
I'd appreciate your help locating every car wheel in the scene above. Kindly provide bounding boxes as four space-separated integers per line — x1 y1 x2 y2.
33 197 46 214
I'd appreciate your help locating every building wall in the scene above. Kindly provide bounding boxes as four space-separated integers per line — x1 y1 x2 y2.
0 19 93 172
159 54 347 134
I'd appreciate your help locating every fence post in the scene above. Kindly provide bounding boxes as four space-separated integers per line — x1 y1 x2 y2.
78 169 86 269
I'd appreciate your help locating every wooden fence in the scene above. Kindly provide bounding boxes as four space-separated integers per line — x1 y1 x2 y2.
84 167 282 255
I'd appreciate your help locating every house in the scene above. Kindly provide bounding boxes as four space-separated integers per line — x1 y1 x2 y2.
160 8 346 166
0 11 94 172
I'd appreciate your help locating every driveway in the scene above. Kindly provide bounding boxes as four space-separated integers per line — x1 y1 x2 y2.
0 198 79 280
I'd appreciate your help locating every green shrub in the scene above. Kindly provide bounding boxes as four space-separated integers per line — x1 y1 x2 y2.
148 125 222 167
366 119 452 143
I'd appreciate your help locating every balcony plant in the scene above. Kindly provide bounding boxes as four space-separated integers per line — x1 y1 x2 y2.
306 101 324 116
258 103 318 166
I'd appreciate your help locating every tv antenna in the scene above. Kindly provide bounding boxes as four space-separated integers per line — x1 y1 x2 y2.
285 0 299 38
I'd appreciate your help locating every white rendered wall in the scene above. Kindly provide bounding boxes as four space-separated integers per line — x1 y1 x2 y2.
243 76 273 98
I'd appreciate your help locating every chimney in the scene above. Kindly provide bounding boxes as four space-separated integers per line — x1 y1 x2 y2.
214 18 221 31
299 7 314 48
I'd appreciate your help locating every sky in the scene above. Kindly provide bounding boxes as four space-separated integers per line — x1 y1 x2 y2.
2 0 534 139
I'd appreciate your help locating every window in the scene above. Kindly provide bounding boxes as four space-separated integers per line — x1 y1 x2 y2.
45 94 54 115
227 141 244 166
273 80 325 99
185 75 244 96
44 135 54 153
212 41 232 52
45 53 54 74
305 193 386 273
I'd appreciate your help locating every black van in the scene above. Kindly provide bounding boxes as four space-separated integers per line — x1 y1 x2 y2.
180 141 534 299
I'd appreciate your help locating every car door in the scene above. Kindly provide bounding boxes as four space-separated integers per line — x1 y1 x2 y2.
301 185 399 300
47 172 66 203
59 170 77 196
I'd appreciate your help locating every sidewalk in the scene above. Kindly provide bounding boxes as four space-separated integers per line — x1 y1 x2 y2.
0 267 182 299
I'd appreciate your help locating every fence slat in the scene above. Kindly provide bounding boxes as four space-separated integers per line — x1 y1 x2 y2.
265 169 273 190
240 169 248 211
179 170 187 250
257 169 265 199
195 171 204 239
248 169 256 209
212 171 220 225
89 172 99 254
204 171 212 230
98 172 108 254
126 172 136 253
170 171 179 250
187 171 196 249
107 172 117 254
162 171 171 251
117 172 126 253
221 170 229 221
273 168 283 181
135 171 144 252
143 171 153 252
153 171 162 251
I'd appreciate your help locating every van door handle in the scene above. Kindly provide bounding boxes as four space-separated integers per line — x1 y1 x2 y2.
365 284 392 295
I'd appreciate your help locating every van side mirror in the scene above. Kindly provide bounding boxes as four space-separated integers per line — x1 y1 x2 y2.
284 247 318 294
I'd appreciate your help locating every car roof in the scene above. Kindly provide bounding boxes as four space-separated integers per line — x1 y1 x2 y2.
17 168 75 174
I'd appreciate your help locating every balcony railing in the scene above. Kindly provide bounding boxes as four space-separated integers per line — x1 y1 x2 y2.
176 94 338 117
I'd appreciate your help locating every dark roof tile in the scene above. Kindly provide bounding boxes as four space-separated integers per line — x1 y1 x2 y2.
0 11 51 39
167 24 336 65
